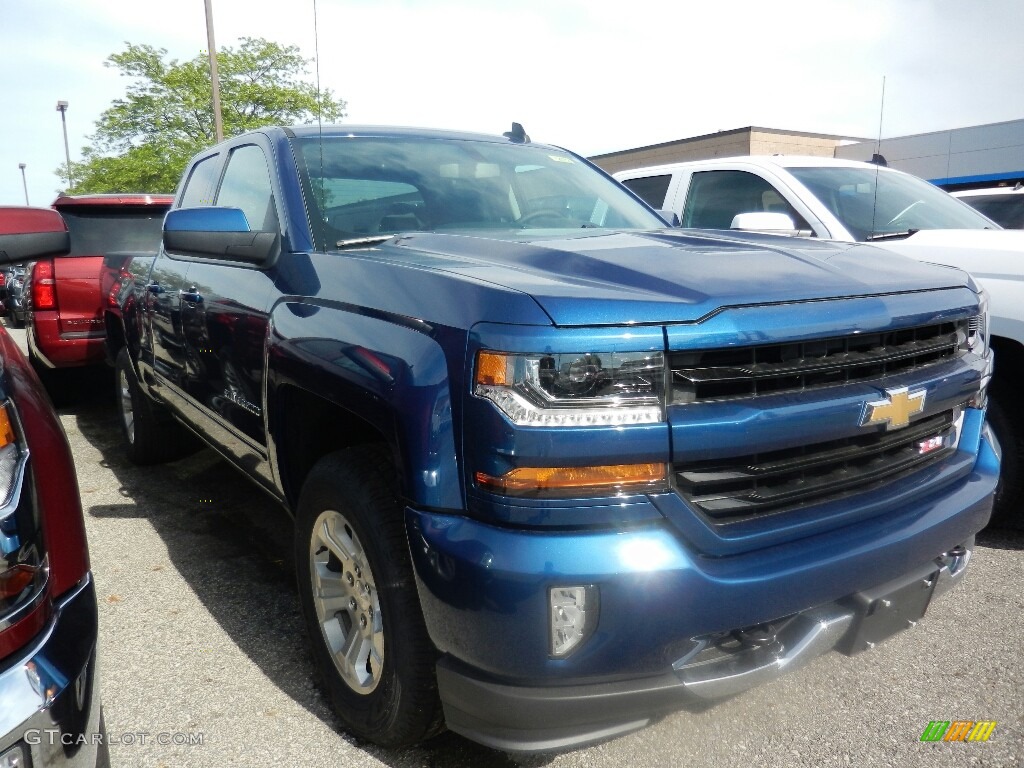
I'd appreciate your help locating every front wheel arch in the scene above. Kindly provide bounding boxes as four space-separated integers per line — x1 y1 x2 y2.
294 446 444 746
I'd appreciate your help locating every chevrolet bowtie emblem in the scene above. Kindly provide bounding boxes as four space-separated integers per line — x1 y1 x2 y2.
861 386 926 431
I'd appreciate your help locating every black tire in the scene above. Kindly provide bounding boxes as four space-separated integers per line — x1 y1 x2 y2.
986 383 1024 528
115 347 196 464
295 447 444 747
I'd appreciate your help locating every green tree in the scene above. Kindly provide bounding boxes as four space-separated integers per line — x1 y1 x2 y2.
60 37 346 194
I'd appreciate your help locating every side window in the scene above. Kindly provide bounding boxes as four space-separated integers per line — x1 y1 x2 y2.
178 155 221 208
682 170 810 230
216 144 279 231
621 174 672 208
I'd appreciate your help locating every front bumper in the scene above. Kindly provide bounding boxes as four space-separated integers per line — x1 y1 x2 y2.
408 419 998 753
434 539 974 753
0 576 104 768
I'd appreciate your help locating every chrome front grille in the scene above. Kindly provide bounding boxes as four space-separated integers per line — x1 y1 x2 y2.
669 320 969 404
674 409 961 521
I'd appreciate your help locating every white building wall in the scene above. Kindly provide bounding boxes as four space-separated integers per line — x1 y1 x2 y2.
835 119 1024 188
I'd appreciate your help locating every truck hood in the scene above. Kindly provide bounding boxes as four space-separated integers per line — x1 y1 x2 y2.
387 229 972 326
880 229 1024 280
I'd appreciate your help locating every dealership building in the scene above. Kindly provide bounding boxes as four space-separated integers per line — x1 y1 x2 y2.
591 119 1024 191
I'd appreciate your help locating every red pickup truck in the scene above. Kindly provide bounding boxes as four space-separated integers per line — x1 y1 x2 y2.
27 193 172 380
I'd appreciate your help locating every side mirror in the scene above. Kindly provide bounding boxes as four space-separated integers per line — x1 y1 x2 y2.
0 207 69 264
730 212 799 235
656 210 681 227
164 206 279 268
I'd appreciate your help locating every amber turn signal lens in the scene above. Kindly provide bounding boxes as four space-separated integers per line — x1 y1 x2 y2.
475 351 511 387
476 463 666 496
0 564 37 599
0 408 14 448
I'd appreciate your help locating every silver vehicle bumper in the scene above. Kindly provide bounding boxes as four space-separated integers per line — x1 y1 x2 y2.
0 575 105 768
438 540 974 753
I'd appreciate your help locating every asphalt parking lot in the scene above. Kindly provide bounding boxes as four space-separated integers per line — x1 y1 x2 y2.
8 324 1022 768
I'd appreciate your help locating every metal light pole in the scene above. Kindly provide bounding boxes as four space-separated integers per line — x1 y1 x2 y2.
56 100 73 190
204 0 225 142
18 163 29 205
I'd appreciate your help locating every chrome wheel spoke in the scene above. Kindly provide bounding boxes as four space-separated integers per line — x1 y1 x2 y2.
312 564 350 618
340 626 368 678
319 514 358 564
118 371 135 442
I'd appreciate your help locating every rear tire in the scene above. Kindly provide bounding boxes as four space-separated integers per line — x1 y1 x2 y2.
295 447 444 747
115 347 196 464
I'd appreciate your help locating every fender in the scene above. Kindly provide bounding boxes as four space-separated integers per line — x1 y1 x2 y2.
116 254 159 387
267 298 464 511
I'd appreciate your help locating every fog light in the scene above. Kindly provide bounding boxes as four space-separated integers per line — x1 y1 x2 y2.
550 586 596 657
0 744 25 768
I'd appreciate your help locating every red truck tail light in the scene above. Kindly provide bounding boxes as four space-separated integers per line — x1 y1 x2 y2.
31 259 58 311
0 401 52 660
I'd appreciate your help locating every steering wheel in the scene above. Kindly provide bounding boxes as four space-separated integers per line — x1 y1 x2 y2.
517 208 572 226
885 200 923 228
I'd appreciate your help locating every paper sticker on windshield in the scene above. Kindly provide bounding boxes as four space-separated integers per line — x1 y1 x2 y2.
549 155 575 164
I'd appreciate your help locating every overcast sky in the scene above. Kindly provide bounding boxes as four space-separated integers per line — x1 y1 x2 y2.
1 0 1022 204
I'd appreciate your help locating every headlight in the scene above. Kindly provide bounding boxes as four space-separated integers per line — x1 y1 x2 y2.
474 350 665 426
0 400 50 662
959 289 989 357
958 290 991 409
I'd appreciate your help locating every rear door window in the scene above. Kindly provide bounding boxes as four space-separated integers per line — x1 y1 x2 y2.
620 174 672 208
179 154 222 208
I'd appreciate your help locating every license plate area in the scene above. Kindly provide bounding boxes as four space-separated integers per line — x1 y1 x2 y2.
836 565 939 655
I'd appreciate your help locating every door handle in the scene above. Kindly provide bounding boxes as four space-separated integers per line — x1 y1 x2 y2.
181 287 204 304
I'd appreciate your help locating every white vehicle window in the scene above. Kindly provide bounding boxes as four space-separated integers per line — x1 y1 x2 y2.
621 175 672 208
681 170 810 231
788 166 994 241
956 193 1024 229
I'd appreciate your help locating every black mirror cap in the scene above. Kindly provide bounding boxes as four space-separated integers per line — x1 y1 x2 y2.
163 207 279 268
164 229 280 267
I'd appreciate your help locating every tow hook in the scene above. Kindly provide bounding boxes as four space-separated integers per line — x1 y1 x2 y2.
938 544 970 577
731 622 784 655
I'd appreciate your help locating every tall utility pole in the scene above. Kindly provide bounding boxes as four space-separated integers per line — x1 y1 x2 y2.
18 163 29 205
56 100 73 190
204 0 225 142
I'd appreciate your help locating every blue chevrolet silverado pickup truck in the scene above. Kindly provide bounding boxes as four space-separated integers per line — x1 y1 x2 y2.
106 124 999 753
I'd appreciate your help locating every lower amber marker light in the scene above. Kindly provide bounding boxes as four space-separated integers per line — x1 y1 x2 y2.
476 463 667 496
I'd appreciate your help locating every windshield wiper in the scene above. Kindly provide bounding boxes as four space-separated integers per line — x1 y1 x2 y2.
334 235 395 249
865 228 919 242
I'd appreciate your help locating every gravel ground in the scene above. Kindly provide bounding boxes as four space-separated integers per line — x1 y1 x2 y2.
11 324 1022 768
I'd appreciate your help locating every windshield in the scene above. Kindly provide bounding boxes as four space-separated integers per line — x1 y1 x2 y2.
787 166 996 241
59 207 169 256
294 136 664 248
